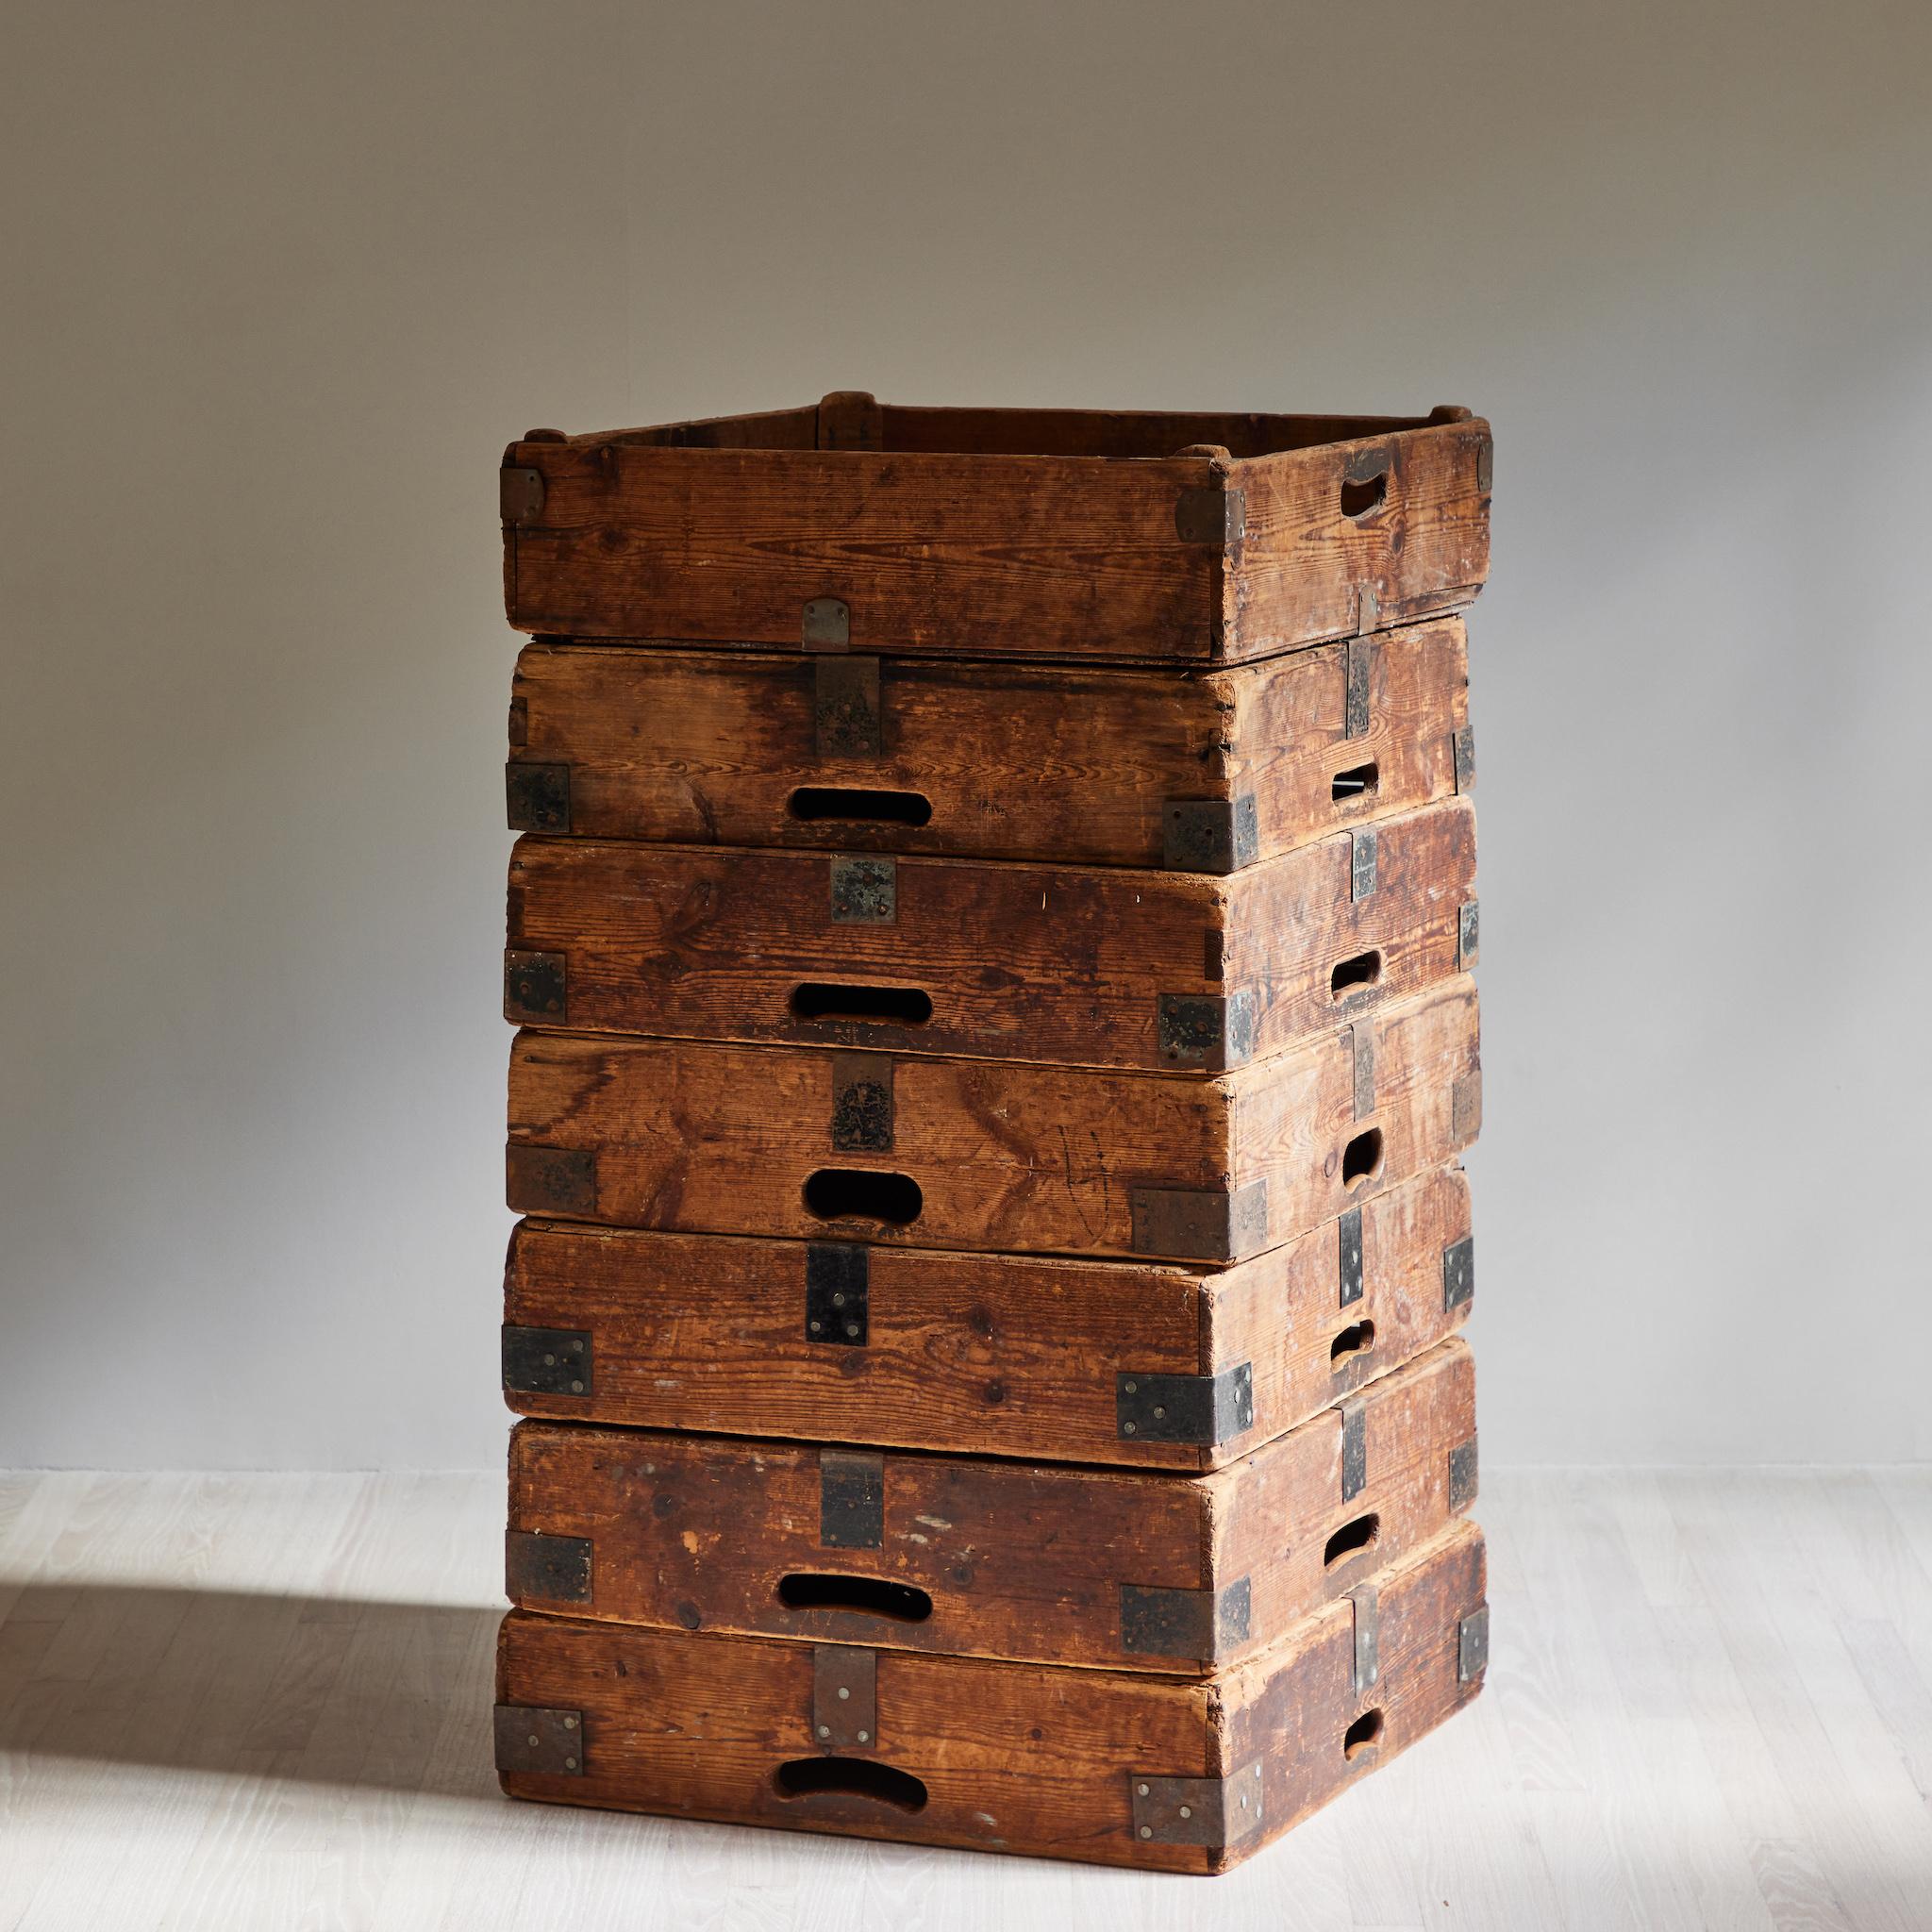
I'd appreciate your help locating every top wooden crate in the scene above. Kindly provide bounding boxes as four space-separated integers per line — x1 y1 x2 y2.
501 392 1491 664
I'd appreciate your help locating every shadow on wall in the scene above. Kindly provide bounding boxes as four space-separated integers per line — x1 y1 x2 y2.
0 1582 503 1800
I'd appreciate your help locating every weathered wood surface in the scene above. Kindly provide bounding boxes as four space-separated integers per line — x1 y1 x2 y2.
505 1340 1474 1673
502 1160 1474 1470
504 797 1474 1071
507 617 1471 870
502 393 1489 662
494 1518 1488 1873
504 976 1480 1262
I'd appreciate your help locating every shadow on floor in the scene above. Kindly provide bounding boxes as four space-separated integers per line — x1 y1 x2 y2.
0 1580 504 1799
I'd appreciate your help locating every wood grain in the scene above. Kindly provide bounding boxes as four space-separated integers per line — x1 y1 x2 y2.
503 797 1474 1071
506 616 1470 869
503 976 1480 1261
504 1339 1474 1672
501 396 1489 662
501 1160 1474 1470
493 1518 1489 1873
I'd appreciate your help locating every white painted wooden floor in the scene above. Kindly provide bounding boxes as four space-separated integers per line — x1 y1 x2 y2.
1 1469 1928 1931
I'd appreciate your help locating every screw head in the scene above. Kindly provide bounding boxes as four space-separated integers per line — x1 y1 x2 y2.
1124 1380 1138 1394
1139 1825 1153 1840
565 1756 577 1770
818 1724 830 1739
562 1716 577 1730
1137 1783 1149 1796
542 1354 557 1366
1154 1405 1166 1419
845 1324 859 1339
1123 1421 1137 1435
1179 1805 1191 1818
526 1733 539 1748
570 1380 584 1393
837 1686 850 1700
857 1729 869 1743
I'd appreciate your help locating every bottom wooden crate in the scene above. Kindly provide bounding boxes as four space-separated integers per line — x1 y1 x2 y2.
495 1516 1488 1873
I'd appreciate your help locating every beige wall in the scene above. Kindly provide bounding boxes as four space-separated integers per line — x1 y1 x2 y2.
3 1 1927 1467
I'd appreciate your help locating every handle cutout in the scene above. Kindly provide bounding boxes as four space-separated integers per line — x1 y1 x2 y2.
789 787 933 827
804 1169 924 1226
1341 471 1388 520
1330 950 1381 1000
1331 761 1379 802
777 1574 934 1622
1341 1128 1384 1189
1329 1319 1375 1366
1342 1708 1385 1759
791 983 934 1025
1324 1512 1381 1569
774 1757 928 1811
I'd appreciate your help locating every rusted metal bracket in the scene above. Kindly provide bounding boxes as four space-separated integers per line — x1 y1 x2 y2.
1338 1205 1364 1307
829 855 895 923
502 1324 591 1397
820 1449 885 1550
1129 1182 1269 1263
500 467 545 526
1129 1763 1265 1848
1442 1234 1475 1312
1351 826 1378 901
1340 1397 1368 1503
1449 1435 1480 1512
1453 724 1476 793
1345 639 1373 739
811 1646 877 1750
1119 1578 1251 1663
1174 487 1245 546
1458 1605 1491 1683
806 1242 868 1345
506 761 571 834
507 1529 592 1606
1349 1024 1376 1120
504 950 567 1025
1347 1583 1380 1692
802 597 850 651
815 656 882 758
830 1054 893 1153
1115 1362 1254 1446
1458 900 1480 969
1162 793 1258 874
494 1705 583 1776
506 1145 597 1216
1156 991 1256 1072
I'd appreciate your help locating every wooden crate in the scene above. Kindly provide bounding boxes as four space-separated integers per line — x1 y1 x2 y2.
503 1161 1474 1470
494 1516 1488 1872
506 616 1472 871
506 975 1479 1264
506 1339 1474 1674
500 393 1490 663
505 797 1475 1072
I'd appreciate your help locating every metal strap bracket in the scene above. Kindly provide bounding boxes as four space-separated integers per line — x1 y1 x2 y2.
1129 1763 1265 1848
811 1645 877 1750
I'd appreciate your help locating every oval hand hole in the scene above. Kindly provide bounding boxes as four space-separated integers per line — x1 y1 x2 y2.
1330 950 1381 999
1329 1319 1375 1366
1340 470 1388 520
1341 1128 1384 1188
1331 761 1378 802
1342 1708 1385 1759
774 1757 928 1811
791 982 933 1025
777 1574 934 1622
789 787 933 827
1324 1511 1381 1569
803 1169 924 1226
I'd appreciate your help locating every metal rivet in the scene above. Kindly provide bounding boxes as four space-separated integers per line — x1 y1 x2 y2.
809 1320 823 1332
1137 1783 1149 1796
542 1354 556 1366
1239 1792 1249 1809
1139 1825 1153 1840
1154 1406 1166 1419
569 1380 583 1393
563 1717 577 1730
565 1756 577 1770
818 1724 831 1739
526 1734 540 1748
857 1729 869 1743
1179 1805 1191 1819
571 1339 584 1353
1124 1380 1138 1393
837 1687 850 1700
833 1292 844 1306
845 1324 859 1339
1123 1421 1137 1435
1255 1764 1262 1778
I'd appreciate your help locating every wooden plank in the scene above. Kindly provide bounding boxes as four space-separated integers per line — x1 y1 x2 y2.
505 616 1470 870
493 1519 1487 1874
504 1341 1474 1673
503 798 1474 1071
501 1162 1474 1471
503 976 1480 1261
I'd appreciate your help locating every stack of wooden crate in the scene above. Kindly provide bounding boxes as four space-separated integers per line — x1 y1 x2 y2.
492 392 1492 1874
